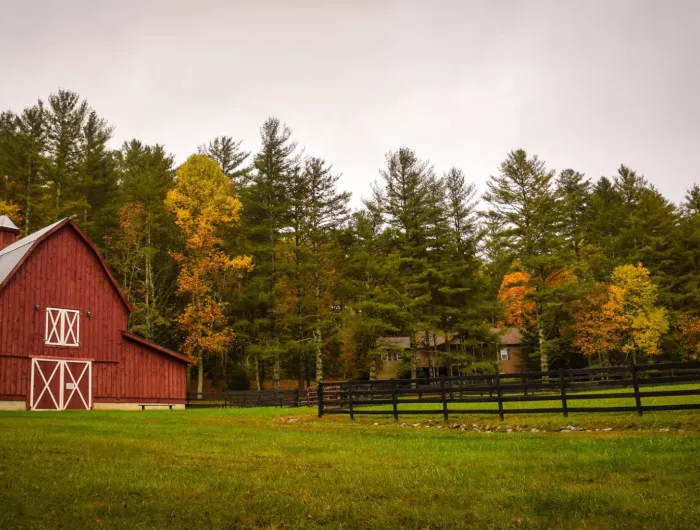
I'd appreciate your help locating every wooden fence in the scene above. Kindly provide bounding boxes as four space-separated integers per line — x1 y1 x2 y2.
316 361 700 420
186 389 305 409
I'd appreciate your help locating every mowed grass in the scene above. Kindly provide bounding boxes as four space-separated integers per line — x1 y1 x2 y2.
0 402 699 529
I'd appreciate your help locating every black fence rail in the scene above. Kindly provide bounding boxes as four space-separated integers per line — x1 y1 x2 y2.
317 361 700 420
186 389 305 409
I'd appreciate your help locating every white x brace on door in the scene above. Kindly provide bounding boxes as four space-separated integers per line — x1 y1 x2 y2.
30 358 92 410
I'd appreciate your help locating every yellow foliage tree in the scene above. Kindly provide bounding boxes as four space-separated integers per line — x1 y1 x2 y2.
609 263 668 361
165 154 253 395
574 264 668 364
0 201 22 228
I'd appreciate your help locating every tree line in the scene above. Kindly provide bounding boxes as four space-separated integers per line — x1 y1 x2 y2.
1 89 699 392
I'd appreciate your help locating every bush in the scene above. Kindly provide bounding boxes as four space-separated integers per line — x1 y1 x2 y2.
463 361 499 375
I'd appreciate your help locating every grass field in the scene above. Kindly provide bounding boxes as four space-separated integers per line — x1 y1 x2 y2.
1 398 700 529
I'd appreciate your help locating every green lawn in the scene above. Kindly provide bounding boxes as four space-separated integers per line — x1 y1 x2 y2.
1 404 699 529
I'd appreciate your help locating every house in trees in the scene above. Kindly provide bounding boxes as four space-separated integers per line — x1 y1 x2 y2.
0 216 192 411
377 328 524 379
490 327 525 373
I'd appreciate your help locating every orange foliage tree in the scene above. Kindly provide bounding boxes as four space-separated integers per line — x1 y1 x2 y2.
572 283 625 365
676 313 700 361
498 267 535 328
165 154 253 395
573 264 668 364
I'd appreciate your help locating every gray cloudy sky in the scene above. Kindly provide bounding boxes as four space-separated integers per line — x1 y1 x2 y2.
1 0 699 207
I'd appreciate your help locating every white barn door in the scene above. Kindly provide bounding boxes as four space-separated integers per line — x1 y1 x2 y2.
30 358 92 410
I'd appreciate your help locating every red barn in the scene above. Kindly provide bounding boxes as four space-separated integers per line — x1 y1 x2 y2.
0 216 192 411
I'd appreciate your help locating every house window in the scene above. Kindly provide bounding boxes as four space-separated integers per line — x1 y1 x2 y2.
499 348 510 361
45 308 80 347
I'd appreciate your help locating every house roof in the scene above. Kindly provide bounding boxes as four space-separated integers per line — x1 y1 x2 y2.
121 331 194 365
380 328 523 350
0 218 134 312
379 336 412 349
490 327 523 345
0 215 20 232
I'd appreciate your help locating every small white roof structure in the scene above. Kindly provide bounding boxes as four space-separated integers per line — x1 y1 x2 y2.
0 219 65 287
0 215 19 232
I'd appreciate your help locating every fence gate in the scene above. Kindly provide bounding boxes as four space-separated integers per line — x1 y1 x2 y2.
30 358 92 411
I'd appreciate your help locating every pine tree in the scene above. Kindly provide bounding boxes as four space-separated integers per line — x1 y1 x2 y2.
238 118 300 388
339 211 403 380
0 104 49 232
556 169 593 279
44 90 90 220
484 150 573 372
370 147 436 378
198 136 250 188
302 157 350 383
81 110 120 242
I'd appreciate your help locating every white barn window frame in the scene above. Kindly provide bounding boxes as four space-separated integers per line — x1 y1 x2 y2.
45 308 80 347
499 348 510 361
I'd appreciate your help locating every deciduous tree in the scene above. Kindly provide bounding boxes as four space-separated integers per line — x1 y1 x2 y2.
165 154 252 395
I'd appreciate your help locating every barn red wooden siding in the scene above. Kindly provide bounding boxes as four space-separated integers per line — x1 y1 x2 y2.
0 221 189 407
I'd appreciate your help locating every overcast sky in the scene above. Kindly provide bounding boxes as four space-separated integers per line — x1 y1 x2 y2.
1 0 699 208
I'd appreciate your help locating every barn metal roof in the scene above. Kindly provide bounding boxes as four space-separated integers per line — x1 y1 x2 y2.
0 219 65 287
0 215 20 231
121 331 194 365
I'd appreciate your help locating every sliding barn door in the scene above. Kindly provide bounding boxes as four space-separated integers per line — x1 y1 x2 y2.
30 358 92 410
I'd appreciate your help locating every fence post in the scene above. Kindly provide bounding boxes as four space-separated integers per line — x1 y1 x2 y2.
441 376 448 422
317 382 324 418
223 391 227 409
496 373 504 421
392 379 398 421
349 382 355 421
186 393 189 409
559 366 568 418
294 388 299 408
632 365 643 416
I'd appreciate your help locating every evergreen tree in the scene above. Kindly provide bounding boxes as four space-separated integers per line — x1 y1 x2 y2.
303 157 350 382
556 169 592 279
80 110 120 242
369 147 436 378
198 136 250 188
105 140 178 346
484 150 573 371
237 118 300 388
439 168 492 371
0 105 49 232
44 90 90 220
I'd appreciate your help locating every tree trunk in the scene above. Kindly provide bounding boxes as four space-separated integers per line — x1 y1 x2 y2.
197 357 204 398
273 353 280 391
369 353 376 381
537 312 548 380
410 332 418 386
299 352 306 391
314 328 323 384
254 355 261 391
